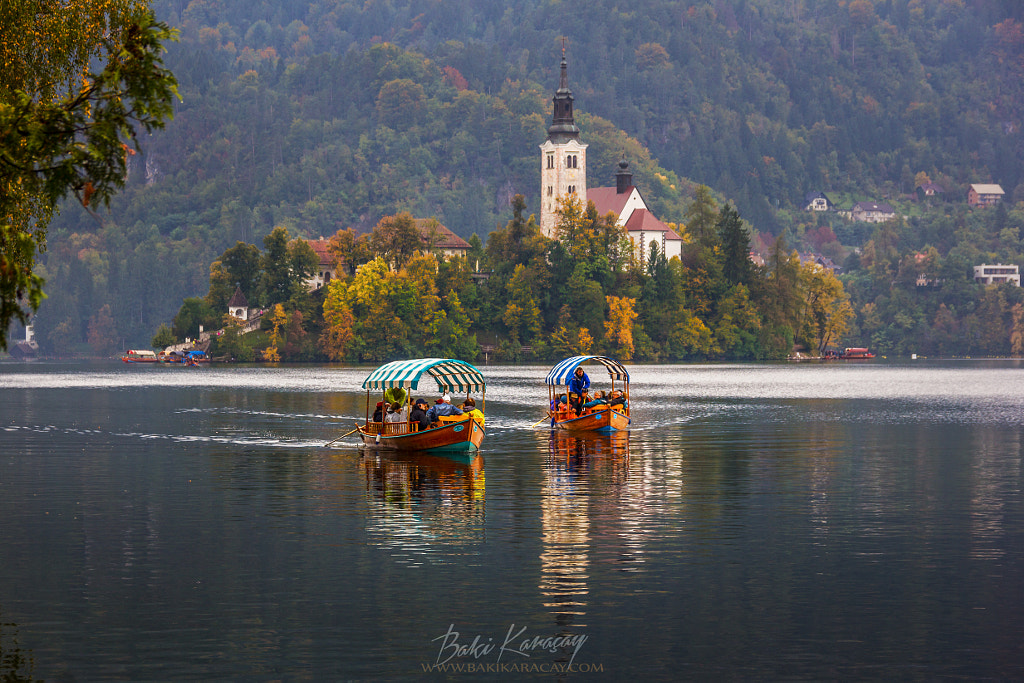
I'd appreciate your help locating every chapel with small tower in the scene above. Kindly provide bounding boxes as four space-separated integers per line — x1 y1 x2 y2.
539 47 682 260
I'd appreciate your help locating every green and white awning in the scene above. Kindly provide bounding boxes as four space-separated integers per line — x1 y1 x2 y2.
362 358 486 393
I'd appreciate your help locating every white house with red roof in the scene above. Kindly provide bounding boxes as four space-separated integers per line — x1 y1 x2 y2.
539 53 682 262
586 161 683 261
414 218 471 258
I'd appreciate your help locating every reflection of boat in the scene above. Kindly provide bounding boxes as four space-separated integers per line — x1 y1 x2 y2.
362 451 485 504
547 431 630 482
545 355 631 432
361 450 486 555
354 358 486 453
121 349 159 363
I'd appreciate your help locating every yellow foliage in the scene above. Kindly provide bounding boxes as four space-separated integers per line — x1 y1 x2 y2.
604 296 638 360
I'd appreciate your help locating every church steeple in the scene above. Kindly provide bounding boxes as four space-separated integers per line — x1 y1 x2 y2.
539 42 587 239
547 47 580 143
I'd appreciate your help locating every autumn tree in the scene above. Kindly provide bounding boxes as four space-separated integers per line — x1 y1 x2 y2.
797 263 854 356
263 303 287 362
319 279 355 361
0 2 178 349
604 296 638 360
327 227 372 276
370 211 424 270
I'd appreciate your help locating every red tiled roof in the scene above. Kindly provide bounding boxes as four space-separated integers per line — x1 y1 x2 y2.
305 237 335 267
586 186 632 217
623 209 672 235
415 219 470 250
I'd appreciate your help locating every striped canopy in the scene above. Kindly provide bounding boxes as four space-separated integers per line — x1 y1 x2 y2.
362 358 486 393
545 355 630 385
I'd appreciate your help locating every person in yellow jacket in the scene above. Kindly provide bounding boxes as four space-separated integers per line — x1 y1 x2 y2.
460 397 485 425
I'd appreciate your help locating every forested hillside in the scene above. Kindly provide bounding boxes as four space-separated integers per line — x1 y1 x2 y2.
17 0 1024 358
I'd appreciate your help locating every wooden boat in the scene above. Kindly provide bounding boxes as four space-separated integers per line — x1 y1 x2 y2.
354 358 487 453
545 355 631 433
841 347 875 359
121 349 159 363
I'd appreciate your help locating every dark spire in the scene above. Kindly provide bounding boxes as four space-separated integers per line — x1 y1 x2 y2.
616 158 633 194
547 42 580 144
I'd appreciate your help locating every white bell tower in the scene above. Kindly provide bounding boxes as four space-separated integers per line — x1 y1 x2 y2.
539 46 587 239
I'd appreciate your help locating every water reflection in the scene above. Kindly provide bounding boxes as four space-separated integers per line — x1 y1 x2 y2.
361 452 485 565
0 610 38 683
538 433 631 628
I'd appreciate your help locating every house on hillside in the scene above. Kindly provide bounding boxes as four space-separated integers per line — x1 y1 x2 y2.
415 218 471 258
804 192 833 212
967 184 1004 206
304 237 338 290
973 264 1020 286
850 201 896 223
799 252 841 275
915 182 945 201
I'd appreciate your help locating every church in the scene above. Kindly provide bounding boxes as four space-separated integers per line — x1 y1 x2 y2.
539 52 683 261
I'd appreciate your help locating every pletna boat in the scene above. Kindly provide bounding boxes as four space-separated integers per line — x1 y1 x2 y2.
355 358 486 453
121 349 159 363
841 347 875 359
545 355 631 433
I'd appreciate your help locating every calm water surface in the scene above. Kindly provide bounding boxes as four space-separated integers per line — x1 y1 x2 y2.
1 360 1023 680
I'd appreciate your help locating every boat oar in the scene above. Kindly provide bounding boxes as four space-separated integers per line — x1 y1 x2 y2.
324 426 360 448
530 414 551 428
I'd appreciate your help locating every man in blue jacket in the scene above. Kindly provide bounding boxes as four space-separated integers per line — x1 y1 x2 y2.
426 394 463 425
566 366 590 416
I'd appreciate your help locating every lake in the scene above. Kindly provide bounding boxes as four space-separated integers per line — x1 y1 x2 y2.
1 360 1023 680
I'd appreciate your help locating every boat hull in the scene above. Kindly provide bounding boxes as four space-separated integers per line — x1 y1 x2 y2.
552 408 630 433
358 418 485 453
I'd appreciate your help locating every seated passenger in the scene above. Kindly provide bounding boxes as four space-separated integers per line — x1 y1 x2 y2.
608 390 628 410
461 398 485 425
583 390 608 411
384 402 404 424
426 395 463 424
548 393 567 416
372 401 384 423
410 398 430 431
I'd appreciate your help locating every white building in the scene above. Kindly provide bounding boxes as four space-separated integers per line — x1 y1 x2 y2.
539 50 588 239
973 264 1020 286
539 53 682 263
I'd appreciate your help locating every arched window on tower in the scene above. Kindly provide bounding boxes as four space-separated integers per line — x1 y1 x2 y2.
547 153 554 169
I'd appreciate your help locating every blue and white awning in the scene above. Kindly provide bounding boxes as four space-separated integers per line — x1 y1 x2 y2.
362 358 486 393
545 355 630 385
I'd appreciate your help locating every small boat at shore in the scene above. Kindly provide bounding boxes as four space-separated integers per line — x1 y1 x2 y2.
121 349 159 363
354 358 487 453
545 355 631 433
823 347 876 360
